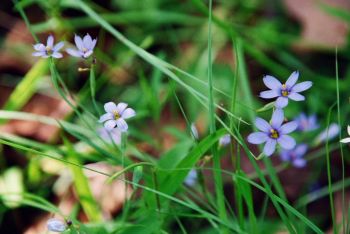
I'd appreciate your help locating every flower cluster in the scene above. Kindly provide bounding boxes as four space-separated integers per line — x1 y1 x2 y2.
248 71 313 160
33 34 97 59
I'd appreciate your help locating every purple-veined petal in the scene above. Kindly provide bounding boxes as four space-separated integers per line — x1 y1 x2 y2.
33 43 45 51
263 139 277 156
104 102 118 113
122 108 136 119
288 92 305 101
295 144 308 157
83 34 93 48
275 96 288 108
32 51 46 57
277 135 296 150
99 113 113 123
53 41 64 51
263 75 281 90
260 90 279 99
83 50 93 58
271 108 284 128
51 52 63 58
291 81 312 93
66 48 83 57
47 35 54 48
116 118 128 132
247 132 268 144
116 102 128 114
293 159 306 168
255 117 271 132
285 71 299 88
280 121 298 134
104 119 117 131
74 34 84 51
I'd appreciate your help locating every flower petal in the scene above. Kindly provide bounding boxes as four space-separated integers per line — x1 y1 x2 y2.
285 71 299 88
83 34 93 48
263 75 281 90
255 117 271 132
116 102 128 114
51 52 63 58
280 151 290 161
47 35 54 48
295 144 308 157
288 92 305 101
116 118 128 132
66 48 83 57
83 50 93 58
260 90 279 99
99 113 113 123
348 125 350 135
105 102 119 113
275 96 288 108
247 132 268 144
53 41 64 51
292 81 312 93
340 137 350 143
104 120 117 131
91 39 97 49
32 51 46 57
74 34 84 51
293 159 306 168
280 121 298 134
277 135 296 150
263 139 277 156
122 108 136 119
33 43 45 51
271 109 284 129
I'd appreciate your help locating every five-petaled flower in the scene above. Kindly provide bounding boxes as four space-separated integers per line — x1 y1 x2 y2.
247 109 297 156
260 71 312 108
32 35 64 58
66 34 97 59
294 113 319 132
99 102 136 132
280 144 308 168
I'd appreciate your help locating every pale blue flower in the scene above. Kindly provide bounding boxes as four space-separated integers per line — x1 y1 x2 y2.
47 218 67 232
99 102 136 132
32 35 64 58
247 109 297 156
184 169 197 187
340 126 350 143
280 144 307 168
260 71 312 108
219 134 231 147
295 113 319 132
66 34 97 58
316 123 340 143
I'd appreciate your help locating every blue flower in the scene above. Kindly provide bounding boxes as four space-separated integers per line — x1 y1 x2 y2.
190 123 199 140
260 71 312 108
315 123 340 143
66 34 97 58
47 218 67 232
184 169 197 187
247 109 297 156
99 102 136 132
280 144 308 168
219 134 231 147
294 113 319 132
32 35 64 58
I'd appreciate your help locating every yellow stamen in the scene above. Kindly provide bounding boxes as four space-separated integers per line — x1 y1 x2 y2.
281 84 289 96
270 129 279 139
113 110 120 120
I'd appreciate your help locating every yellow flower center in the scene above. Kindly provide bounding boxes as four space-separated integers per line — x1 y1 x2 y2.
270 129 279 139
45 46 52 54
281 84 289 97
82 47 87 52
113 110 121 120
